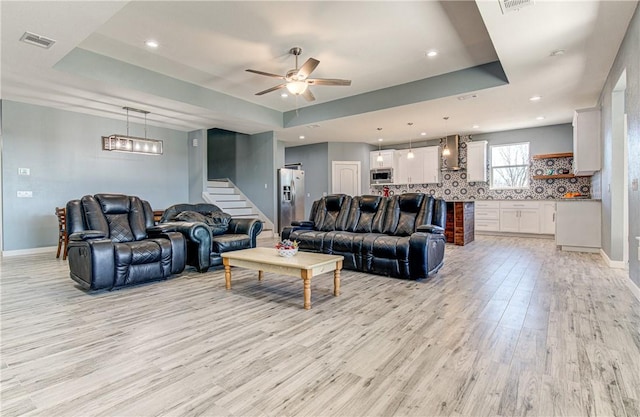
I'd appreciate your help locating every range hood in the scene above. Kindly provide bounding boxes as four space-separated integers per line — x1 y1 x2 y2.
442 134 462 171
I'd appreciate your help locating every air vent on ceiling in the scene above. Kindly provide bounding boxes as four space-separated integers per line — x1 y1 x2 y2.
19 32 56 49
499 0 534 14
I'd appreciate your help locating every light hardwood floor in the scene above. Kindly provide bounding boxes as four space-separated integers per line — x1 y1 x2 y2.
1 235 639 417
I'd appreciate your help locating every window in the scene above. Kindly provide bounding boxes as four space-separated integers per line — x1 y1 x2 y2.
490 142 529 189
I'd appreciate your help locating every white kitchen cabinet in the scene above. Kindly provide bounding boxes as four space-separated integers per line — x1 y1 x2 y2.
572 108 601 176
499 201 540 233
466 140 488 183
370 150 395 169
393 146 440 184
556 200 601 252
474 201 500 232
422 146 440 184
540 201 556 234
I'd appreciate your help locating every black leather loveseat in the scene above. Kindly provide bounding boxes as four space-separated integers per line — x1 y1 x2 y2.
155 203 263 272
66 194 186 291
281 193 446 279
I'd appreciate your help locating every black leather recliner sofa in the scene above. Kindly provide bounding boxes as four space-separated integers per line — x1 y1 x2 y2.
281 193 446 279
66 194 186 291
155 203 263 272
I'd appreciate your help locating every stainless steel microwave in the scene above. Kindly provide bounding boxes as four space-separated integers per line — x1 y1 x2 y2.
370 168 393 184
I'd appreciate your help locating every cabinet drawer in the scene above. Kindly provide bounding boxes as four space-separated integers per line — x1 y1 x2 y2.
475 209 499 220
499 201 539 210
475 201 500 209
475 220 500 231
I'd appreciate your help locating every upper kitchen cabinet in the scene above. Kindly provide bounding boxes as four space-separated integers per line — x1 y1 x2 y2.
394 146 440 184
572 108 601 176
466 140 488 183
370 150 395 169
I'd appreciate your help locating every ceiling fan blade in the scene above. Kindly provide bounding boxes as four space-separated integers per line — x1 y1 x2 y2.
246 69 285 79
255 84 286 95
296 58 320 79
307 78 352 86
301 88 316 102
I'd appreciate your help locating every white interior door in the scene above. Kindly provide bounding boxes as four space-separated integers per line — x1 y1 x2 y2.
332 161 361 196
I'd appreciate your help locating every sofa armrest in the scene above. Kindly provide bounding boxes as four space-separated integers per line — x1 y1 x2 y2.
416 224 445 234
151 221 211 272
291 220 315 227
67 238 115 290
228 218 263 247
147 230 187 274
69 230 107 241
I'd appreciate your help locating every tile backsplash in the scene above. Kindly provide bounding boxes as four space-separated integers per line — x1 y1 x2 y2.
370 135 591 200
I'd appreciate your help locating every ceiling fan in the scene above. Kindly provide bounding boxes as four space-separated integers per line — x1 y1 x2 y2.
246 47 351 102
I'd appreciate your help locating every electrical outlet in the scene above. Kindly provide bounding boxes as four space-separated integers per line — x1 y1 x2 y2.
17 191 33 198
264 183 267 189
18 168 30 176
632 178 638 191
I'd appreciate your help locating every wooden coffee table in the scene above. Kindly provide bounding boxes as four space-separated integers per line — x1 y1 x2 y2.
221 247 344 310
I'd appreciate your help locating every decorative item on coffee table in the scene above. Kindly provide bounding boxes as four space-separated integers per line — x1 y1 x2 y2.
276 239 298 257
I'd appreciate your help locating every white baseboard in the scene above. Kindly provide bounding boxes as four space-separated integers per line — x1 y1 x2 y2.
2 246 57 257
600 248 628 269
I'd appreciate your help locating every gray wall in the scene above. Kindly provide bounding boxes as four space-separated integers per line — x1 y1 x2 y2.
285 143 329 219
236 131 277 223
208 128 246 182
597 3 640 286
188 129 207 203
1 100 189 251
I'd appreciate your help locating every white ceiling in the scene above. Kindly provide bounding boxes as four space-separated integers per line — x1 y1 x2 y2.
1 1 637 147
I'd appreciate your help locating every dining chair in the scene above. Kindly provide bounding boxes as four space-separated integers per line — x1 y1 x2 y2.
55 207 68 260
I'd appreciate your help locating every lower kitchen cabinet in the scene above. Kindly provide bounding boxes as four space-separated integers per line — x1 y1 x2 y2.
556 200 601 252
499 202 540 233
475 200 557 236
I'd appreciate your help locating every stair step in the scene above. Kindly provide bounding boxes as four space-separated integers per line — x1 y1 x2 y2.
224 208 255 216
207 187 235 194
207 180 231 188
217 200 249 209
207 194 243 201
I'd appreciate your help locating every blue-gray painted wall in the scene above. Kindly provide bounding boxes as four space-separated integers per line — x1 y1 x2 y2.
285 143 329 220
1 100 189 251
597 3 639 285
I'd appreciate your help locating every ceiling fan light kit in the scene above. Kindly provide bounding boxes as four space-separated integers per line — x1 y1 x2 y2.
246 46 351 102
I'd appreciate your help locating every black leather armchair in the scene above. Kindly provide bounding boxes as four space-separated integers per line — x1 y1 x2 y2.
156 203 263 272
66 194 186 291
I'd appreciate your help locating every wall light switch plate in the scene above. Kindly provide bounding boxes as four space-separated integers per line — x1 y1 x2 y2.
17 191 33 198
192 138 198 147
18 168 30 175
632 178 638 191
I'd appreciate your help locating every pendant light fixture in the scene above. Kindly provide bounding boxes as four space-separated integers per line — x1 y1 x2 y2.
376 127 384 163
407 122 415 159
102 107 163 155
442 116 451 156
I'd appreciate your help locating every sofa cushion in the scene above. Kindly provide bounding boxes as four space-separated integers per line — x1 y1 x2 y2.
211 234 251 253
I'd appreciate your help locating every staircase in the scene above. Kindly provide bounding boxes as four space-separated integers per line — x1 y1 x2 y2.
203 179 275 238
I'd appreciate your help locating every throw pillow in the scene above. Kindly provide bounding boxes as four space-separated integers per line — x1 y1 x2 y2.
174 210 210 224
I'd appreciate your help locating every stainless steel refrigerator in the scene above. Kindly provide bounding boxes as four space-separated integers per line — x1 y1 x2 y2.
277 168 305 234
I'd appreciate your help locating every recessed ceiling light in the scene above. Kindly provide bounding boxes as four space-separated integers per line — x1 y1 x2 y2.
378 138 384 142
536 116 545 120
472 125 480 129
529 95 542 101
299 135 305 140
426 50 438 57
458 93 478 101
281 92 288 98
420 132 427 136
145 40 159 48
550 49 565 57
